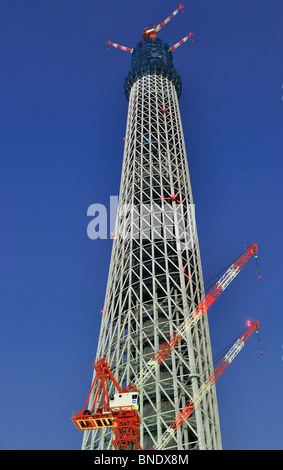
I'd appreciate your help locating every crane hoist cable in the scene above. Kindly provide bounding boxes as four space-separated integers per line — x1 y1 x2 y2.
254 252 262 281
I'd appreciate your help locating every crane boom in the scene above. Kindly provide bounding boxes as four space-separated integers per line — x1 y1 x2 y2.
72 244 259 449
71 358 142 449
152 320 260 450
155 4 184 32
124 244 258 392
143 5 184 39
170 33 194 51
106 41 133 53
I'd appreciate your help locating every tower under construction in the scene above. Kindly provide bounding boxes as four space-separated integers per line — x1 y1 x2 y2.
80 6 222 450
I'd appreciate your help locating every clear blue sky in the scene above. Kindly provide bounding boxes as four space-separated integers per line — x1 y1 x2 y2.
0 0 282 450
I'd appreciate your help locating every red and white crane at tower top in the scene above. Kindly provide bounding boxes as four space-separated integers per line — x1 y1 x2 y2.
72 243 262 449
106 4 194 54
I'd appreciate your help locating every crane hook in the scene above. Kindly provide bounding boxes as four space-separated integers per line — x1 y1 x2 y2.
254 253 262 281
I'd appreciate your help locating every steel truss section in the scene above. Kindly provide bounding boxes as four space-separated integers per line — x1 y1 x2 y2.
82 73 222 450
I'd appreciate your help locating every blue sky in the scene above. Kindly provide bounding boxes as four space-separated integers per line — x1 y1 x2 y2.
0 0 282 450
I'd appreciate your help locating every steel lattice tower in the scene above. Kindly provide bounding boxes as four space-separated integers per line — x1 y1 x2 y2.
82 36 222 450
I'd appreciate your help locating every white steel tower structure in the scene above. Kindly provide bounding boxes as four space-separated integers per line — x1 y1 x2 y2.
82 28 222 450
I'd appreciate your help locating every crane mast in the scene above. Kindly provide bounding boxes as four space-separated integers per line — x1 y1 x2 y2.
143 4 184 38
152 321 260 450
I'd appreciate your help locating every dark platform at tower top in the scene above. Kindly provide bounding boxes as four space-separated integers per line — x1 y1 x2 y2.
124 38 182 100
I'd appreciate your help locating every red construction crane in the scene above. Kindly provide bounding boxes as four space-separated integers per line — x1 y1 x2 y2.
106 4 194 54
71 357 142 450
152 320 261 449
72 244 259 449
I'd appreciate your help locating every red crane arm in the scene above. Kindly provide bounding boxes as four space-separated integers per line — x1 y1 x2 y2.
124 244 257 392
124 244 258 396
152 321 260 449
170 33 194 51
106 41 133 53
